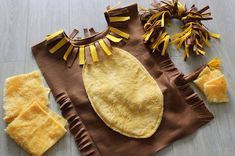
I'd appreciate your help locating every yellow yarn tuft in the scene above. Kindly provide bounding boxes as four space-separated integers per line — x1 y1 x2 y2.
208 57 221 70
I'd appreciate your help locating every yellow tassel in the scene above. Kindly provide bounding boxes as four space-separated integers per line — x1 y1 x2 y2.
208 57 221 70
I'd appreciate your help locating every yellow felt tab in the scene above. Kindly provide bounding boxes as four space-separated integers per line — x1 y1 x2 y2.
3 71 50 123
106 34 122 42
143 28 154 42
161 35 170 55
151 32 168 51
82 47 163 138
202 32 211 47
172 24 192 40
5 103 66 156
161 12 166 27
204 75 229 103
109 16 130 22
197 49 206 55
184 45 189 60
109 27 129 39
63 44 74 61
89 44 99 62
49 38 68 54
79 46 85 65
147 12 164 23
46 29 64 41
177 31 191 49
209 32 220 39
98 39 112 56
196 39 203 48
177 1 184 16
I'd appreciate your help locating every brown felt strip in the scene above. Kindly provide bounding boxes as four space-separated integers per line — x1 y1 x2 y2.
85 45 92 64
89 28 97 35
67 47 79 68
83 28 89 38
69 29 79 39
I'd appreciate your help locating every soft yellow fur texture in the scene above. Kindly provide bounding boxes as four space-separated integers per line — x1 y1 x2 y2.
83 47 163 138
3 71 50 122
194 66 228 103
5 103 66 156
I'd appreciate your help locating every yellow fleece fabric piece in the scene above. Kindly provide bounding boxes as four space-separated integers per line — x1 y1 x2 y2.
3 71 50 123
3 71 67 156
82 47 163 138
5 103 66 156
194 66 228 103
204 75 229 103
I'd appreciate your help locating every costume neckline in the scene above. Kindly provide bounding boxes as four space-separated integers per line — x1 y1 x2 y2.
52 27 111 47
44 4 137 65
71 29 110 45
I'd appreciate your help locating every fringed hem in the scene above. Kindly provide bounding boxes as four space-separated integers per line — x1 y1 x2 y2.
56 92 101 156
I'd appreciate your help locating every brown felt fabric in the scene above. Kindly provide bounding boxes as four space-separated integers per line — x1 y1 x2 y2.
32 4 213 156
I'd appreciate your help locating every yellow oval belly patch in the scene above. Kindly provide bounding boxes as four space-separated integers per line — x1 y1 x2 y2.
82 47 163 138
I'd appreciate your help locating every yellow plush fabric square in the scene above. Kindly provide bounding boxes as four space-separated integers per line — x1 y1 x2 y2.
5 103 66 156
204 75 229 103
194 65 228 103
39 104 67 127
3 71 50 123
194 67 222 91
